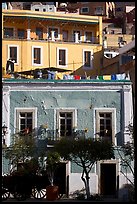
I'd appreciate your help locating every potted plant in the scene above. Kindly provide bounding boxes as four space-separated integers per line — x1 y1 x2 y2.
46 151 60 201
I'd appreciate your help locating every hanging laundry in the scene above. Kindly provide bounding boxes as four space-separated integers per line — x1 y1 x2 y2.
98 76 103 80
56 72 64 80
111 74 116 80
47 71 56 79
103 75 111 80
74 75 81 80
116 73 126 80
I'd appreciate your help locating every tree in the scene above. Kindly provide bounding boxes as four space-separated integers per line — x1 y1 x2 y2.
115 122 134 201
4 132 39 174
116 123 134 185
46 151 60 186
54 138 114 199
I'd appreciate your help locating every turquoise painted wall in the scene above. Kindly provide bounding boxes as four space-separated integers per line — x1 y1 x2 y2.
7 89 124 174
10 90 121 137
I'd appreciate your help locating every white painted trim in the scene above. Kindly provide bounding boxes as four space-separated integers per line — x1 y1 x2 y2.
57 47 68 68
93 108 116 145
96 159 119 194
7 44 19 65
82 48 93 69
55 108 77 138
32 46 43 66
14 107 37 134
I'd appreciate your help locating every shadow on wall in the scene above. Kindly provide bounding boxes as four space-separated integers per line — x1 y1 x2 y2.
116 132 123 146
118 183 134 202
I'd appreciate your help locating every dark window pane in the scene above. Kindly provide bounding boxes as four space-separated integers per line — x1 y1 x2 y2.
20 113 25 117
10 47 17 63
60 113 65 117
18 29 25 39
84 51 91 67
59 50 66 65
27 113 32 117
67 113 72 117
34 48 40 64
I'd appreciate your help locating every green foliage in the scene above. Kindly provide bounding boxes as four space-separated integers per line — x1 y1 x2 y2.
54 138 114 199
46 151 60 186
4 133 37 167
55 138 114 165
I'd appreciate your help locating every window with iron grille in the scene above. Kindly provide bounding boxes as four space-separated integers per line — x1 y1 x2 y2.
59 112 73 137
56 109 77 138
15 108 37 135
19 112 33 133
95 109 116 144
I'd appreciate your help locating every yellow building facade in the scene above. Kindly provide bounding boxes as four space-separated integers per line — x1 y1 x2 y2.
2 9 103 78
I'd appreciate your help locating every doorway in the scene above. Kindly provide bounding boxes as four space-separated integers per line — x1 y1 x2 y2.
100 163 116 197
54 162 67 195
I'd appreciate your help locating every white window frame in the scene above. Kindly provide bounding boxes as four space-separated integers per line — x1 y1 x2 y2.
55 108 77 139
8 45 19 65
94 108 116 145
57 47 68 68
82 49 93 69
81 7 89 14
32 46 43 66
15 108 37 134
47 26 60 40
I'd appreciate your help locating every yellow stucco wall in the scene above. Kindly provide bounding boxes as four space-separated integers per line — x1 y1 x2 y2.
2 40 103 75
2 10 103 76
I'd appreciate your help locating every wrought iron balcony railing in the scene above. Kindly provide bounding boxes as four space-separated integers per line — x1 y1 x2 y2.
37 129 86 141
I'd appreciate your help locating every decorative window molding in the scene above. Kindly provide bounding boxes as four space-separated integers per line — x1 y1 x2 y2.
82 49 93 69
55 108 77 139
57 47 68 68
15 108 37 134
94 108 116 145
32 46 43 66
8 45 19 65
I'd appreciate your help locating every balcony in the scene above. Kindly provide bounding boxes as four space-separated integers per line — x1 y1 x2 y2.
3 35 100 45
37 129 86 147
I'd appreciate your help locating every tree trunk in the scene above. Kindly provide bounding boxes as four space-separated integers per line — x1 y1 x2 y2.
81 169 90 199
